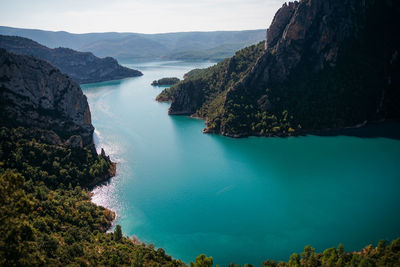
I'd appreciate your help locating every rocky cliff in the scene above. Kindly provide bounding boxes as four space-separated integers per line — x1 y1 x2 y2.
0 35 142 84
0 48 94 146
157 42 265 117
159 0 400 137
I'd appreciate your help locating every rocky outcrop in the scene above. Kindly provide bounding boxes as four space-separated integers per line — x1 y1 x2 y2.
218 0 400 136
0 35 142 84
265 2 299 49
0 48 94 145
159 43 265 117
169 79 207 115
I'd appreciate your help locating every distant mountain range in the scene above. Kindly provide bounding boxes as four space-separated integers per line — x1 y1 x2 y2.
0 26 266 62
0 35 142 84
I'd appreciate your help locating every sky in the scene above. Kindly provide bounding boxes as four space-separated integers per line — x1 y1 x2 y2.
0 0 287 34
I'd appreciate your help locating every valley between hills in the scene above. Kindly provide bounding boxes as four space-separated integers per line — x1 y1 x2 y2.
1 0 400 266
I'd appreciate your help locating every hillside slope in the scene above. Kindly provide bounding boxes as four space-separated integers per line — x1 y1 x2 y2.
0 35 142 84
159 0 400 137
157 42 265 119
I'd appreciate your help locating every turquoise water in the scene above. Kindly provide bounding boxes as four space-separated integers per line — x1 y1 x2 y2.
82 61 400 266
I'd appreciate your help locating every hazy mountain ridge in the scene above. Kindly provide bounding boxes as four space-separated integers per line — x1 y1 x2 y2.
0 35 142 84
0 26 266 61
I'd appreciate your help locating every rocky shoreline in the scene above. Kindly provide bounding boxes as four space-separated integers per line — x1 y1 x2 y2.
201 116 400 140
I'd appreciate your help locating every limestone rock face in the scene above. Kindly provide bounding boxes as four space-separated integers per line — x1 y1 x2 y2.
0 35 143 84
0 49 94 145
247 0 376 86
266 1 299 49
169 79 206 115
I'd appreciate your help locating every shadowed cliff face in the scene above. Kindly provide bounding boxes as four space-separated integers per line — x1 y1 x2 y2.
0 35 143 84
0 49 94 146
162 0 399 137
219 0 400 136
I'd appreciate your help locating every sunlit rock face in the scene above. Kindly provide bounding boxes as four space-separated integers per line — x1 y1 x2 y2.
0 48 94 146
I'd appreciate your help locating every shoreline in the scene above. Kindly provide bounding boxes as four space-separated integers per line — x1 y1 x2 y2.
88 144 119 232
201 117 400 140
89 161 118 232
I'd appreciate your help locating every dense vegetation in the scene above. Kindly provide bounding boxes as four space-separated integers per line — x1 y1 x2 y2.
156 41 265 123
190 239 400 267
0 127 114 189
274 240 400 267
151 77 180 86
0 126 185 266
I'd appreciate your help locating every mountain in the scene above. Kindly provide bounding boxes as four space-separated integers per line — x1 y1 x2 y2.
158 0 400 137
0 48 95 145
0 35 142 84
0 26 266 61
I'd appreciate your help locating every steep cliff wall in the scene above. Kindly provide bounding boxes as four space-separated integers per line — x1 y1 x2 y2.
157 42 265 119
0 49 94 145
218 0 399 136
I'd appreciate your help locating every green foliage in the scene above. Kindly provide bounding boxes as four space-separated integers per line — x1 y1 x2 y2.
152 77 180 86
288 253 300 267
0 126 185 267
114 224 123 242
260 241 400 267
190 254 213 267
156 41 266 132
0 127 112 188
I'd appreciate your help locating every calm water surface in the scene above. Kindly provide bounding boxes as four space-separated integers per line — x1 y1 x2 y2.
82 61 400 266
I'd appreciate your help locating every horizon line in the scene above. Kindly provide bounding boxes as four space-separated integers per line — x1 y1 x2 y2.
0 25 267 35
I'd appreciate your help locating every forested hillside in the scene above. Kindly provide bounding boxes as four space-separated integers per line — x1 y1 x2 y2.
159 0 400 138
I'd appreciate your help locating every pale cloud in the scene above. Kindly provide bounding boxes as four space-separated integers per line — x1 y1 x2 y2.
0 0 287 33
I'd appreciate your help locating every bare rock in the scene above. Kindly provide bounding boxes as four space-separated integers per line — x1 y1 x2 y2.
0 48 94 146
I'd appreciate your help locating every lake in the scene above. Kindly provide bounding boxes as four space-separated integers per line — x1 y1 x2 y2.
82 61 400 266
